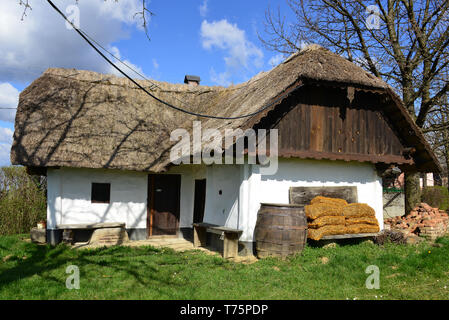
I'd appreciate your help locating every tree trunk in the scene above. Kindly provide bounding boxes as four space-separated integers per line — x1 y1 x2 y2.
445 152 449 191
404 172 421 214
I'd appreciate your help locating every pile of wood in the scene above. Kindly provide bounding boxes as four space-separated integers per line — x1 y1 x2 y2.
384 203 449 241
306 196 380 240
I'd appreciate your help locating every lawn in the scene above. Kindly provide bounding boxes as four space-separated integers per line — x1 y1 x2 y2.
1 234 449 299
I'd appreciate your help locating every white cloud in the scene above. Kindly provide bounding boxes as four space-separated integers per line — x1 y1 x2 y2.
199 0 208 17
0 83 19 123
0 127 13 166
107 46 147 79
200 19 264 86
0 127 13 144
0 0 146 83
210 67 231 87
0 142 12 167
152 58 159 70
268 53 285 68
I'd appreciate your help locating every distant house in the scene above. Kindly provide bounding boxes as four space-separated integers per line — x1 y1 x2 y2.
11 45 440 254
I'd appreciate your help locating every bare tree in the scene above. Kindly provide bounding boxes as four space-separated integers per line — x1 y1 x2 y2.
19 0 154 40
260 0 449 213
423 68 449 188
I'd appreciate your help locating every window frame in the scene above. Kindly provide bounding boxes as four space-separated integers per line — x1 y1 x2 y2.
91 182 111 204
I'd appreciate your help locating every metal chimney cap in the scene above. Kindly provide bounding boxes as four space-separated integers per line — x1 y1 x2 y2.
184 75 201 85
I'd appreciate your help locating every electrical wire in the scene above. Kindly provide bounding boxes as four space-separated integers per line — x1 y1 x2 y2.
47 0 296 120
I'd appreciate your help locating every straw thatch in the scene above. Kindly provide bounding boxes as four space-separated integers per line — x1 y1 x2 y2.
10 45 438 172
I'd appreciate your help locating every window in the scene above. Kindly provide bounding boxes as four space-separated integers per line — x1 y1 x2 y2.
91 183 110 204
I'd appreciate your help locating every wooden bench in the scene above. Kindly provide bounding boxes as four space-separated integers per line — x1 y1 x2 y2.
56 222 126 244
192 223 243 259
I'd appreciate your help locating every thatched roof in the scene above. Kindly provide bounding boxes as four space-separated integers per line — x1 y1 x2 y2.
10 45 440 172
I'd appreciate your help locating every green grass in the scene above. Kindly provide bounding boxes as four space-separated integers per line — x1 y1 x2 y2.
1 234 449 299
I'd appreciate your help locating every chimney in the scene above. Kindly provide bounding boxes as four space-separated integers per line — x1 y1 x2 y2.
184 75 201 86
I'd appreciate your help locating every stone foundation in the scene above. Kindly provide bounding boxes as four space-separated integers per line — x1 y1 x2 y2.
89 227 129 245
30 227 46 244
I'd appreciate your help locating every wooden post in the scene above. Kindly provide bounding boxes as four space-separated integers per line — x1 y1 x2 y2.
193 225 207 247
223 232 239 259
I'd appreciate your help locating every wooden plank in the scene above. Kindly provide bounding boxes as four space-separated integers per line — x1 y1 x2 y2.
277 149 413 165
289 186 358 205
303 103 310 150
192 223 242 234
210 226 242 234
192 222 219 228
56 222 125 229
320 233 380 240
310 105 324 152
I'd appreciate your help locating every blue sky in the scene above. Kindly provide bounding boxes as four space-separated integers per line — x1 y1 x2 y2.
0 0 295 166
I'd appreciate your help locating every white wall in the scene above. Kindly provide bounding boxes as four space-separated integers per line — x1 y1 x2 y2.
47 159 384 243
47 165 207 233
47 168 147 229
203 164 241 228
419 173 434 187
203 158 384 242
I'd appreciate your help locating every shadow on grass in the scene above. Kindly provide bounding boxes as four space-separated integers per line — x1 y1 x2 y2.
0 239 222 297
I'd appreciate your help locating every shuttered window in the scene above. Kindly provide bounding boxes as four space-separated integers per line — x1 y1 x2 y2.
91 183 110 204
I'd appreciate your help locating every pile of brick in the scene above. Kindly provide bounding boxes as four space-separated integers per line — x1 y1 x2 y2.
384 203 449 241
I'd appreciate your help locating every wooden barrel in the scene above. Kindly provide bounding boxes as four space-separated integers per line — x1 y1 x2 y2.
254 203 307 258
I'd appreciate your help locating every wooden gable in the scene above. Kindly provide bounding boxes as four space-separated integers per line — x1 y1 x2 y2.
254 84 414 167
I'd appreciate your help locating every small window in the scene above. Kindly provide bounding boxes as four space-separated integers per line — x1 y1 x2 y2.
91 183 110 204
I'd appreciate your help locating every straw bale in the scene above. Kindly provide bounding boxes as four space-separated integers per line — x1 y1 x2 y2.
345 216 379 226
345 224 380 234
307 225 347 241
305 203 344 220
342 203 375 218
308 216 346 229
310 196 348 207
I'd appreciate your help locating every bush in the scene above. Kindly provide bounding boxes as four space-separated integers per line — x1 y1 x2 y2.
0 166 47 235
421 186 449 211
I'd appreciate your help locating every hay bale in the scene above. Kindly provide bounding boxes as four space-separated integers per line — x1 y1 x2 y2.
345 224 380 234
345 216 379 226
342 203 375 218
310 196 348 207
308 216 346 228
307 225 347 241
305 203 344 220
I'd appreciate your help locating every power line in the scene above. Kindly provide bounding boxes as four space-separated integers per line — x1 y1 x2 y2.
47 0 295 121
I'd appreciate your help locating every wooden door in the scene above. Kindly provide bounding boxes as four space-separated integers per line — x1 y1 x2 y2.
148 174 181 236
193 179 206 223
